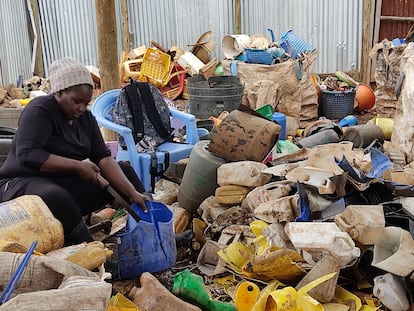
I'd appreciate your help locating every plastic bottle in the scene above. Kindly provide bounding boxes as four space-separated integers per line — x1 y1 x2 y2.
267 286 297 311
172 269 237 311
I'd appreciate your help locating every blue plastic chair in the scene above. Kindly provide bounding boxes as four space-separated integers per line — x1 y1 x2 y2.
91 89 199 192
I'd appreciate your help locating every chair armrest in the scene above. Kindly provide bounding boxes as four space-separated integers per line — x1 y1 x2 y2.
96 119 137 161
169 108 199 145
93 114 137 161
95 115 132 137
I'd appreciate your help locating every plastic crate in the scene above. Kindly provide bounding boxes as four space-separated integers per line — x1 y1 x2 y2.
245 49 274 65
320 89 355 120
139 48 171 87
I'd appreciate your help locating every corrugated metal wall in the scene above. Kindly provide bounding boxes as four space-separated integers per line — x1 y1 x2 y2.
241 0 363 73
1 0 362 86
126 0 234 61
38 0 100 77
0 0 33 87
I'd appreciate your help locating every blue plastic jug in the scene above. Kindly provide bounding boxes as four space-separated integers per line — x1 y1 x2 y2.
113 201 176 279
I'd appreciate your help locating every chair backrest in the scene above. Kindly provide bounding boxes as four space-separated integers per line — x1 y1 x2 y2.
91 89 120 124
92 88 141 176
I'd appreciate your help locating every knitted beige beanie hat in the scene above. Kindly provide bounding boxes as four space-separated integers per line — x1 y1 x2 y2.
49 57 94 94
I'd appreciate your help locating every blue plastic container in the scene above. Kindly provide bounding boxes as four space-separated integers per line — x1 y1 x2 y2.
113 201 176 279
338 115 358 127
245 49 274 65
272 112 287 140
279 30 315 59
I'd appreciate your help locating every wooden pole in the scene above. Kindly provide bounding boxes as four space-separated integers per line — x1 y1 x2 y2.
95 0 119 91
373 0 383 46
121 0 131 52
95 0 119 141
361 0 374 84
29 0 44 77
234 0 241 34
370 0 383 82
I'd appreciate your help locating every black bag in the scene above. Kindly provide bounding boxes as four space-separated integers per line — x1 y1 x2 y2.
112 80 173 153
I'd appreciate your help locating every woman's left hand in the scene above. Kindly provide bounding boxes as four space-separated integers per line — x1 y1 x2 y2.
130 191 149 213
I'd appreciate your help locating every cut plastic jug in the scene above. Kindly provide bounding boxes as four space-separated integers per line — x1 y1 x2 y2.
109 201 176 280
372 226 414 277
334 204 385 245
256 104 274 120
285 222 360 268
373 116 394 140
172 269 237 311
373 273 410 311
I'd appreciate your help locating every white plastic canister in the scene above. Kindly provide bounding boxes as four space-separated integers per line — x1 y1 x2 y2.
285 222 360 268
177 52 205 75
334 204 385 245
217 161 272 187
373 273 410 311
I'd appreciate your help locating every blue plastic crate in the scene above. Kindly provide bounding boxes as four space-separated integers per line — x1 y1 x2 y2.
245 49 274 65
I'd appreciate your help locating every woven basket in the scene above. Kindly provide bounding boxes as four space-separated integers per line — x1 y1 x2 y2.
320 89 355 120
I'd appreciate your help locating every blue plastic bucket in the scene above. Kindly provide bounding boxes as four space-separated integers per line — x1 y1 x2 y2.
279 30 315 59
272 112 287 140
114 201 176 279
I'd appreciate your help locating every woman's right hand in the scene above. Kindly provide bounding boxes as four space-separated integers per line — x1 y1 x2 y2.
77 161 100 182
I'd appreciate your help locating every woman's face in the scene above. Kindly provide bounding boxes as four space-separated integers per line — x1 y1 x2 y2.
55 84 93 120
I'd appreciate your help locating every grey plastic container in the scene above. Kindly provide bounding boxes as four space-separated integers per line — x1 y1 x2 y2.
177 140 226 213
188 75 244 119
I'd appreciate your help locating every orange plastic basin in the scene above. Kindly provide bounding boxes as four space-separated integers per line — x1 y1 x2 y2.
355 84 375 112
